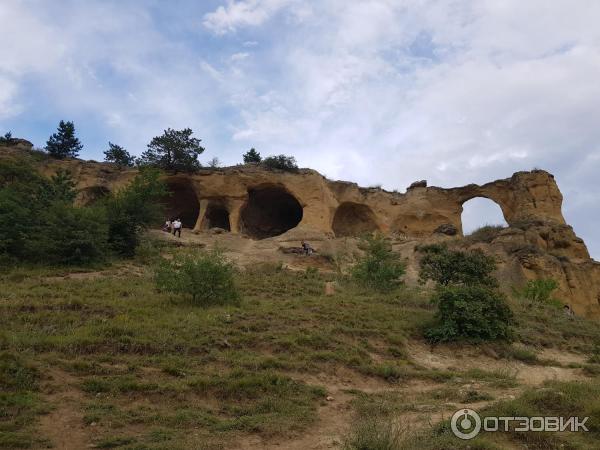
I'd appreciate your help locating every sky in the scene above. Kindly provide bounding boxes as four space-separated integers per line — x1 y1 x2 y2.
1 0 599 258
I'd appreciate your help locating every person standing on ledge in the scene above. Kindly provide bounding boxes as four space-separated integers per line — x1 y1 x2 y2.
173 218 182 238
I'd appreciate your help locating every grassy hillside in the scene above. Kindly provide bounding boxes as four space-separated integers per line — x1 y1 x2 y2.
1 239 599 449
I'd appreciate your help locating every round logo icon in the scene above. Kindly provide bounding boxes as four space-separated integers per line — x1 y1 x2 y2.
451 408 481 440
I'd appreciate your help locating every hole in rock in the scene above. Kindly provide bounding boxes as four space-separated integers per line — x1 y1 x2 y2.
240 186 303 239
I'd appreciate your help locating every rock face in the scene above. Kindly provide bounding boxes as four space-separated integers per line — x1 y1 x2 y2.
2 143 599 320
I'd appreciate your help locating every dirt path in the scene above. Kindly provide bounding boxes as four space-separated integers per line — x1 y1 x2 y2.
37 368 90 450
239 345 591 450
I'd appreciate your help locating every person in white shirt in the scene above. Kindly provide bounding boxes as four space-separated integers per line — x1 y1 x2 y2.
173 219 182 237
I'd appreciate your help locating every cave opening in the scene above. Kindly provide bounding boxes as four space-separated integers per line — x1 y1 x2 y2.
332 202 379 237
240 186 303 239
204 203 231 231
163 179 200 228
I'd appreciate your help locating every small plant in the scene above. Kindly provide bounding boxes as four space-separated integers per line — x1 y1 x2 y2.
351 234 405 291
465 224 505 243
155 250 240 306
425 285 513 343
262 154 299 172
343 416 406 450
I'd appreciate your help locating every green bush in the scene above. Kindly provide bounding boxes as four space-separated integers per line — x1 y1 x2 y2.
425 285 513 343
418 244 498 287
26 202 109 265
351 234 405 291
513 278 561 307
155 250 240 306
0 157 165 265
0 159 106 265
262 154 299 172
465 224 505 243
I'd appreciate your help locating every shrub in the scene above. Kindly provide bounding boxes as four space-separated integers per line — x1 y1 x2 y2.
262 154 298 172
465 224 504 243
155 250 240 306
513 278 561 307
26 202 109 265
425 285 513 343
418 244 498 287
351 234 405 291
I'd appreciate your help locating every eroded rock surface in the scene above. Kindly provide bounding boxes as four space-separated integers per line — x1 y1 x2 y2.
2 142 599 319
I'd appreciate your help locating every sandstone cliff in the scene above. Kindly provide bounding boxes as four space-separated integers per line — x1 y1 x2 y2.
2 140 599 319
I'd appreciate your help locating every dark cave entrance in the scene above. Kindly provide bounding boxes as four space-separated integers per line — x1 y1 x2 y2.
240 186 303 239
332 202 379 237
204 203 231 231
164 179 200 228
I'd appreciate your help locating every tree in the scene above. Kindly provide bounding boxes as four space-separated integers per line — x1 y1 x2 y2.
262 154 298 172
104 142 134 167
105 167 166 256
351 233 405 291
243 148 261 163
0 132 14 145
137 128 204 172
26 202 109 265
418 244 498 287
45 120 83 159
40 169 77 203
208 157 221 168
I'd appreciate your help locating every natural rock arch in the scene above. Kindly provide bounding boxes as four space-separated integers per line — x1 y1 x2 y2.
240 185 303 239
332 202 379 237
203 202 231 231
460 196 508 235
164 178 200 228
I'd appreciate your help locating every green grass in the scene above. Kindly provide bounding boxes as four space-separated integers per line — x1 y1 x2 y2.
0 353 48 448
0 252 433 447
2 243 600 448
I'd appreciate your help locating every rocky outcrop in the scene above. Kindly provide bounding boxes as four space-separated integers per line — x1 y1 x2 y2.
2 142 598 320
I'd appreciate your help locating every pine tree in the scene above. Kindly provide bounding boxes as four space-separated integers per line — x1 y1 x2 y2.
243 148 261 163
45 121 83 159
0 132 14 145
137 128 204 172
104 142 134 167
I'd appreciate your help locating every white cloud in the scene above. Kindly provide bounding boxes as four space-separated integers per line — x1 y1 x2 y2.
203 0 295 34
2 0 600 257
